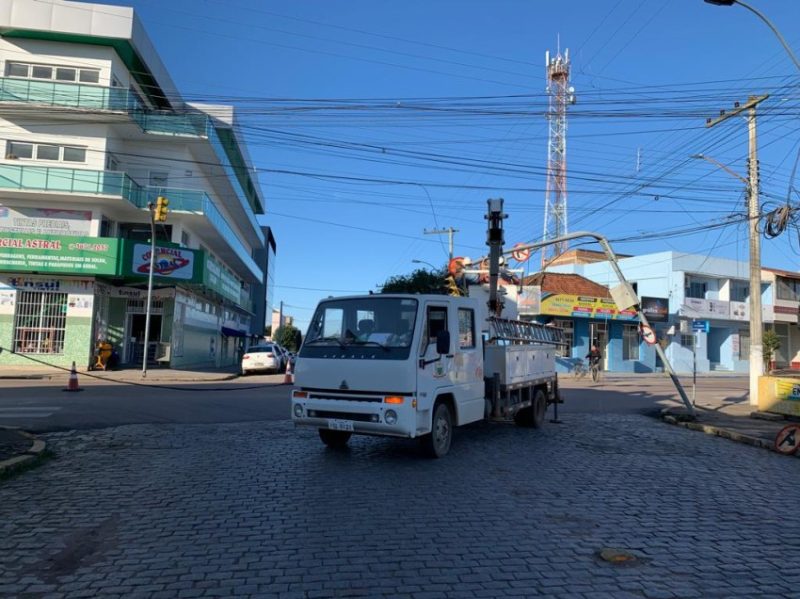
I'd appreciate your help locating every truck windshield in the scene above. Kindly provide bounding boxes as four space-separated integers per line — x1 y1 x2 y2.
303 297 418 356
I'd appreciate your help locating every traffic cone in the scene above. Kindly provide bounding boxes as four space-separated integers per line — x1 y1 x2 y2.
63 361 83 393
283 359 294 385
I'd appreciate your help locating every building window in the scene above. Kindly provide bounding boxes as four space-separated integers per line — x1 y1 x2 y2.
458 308 475 349
680 334 695 349
685 279 707 299
739 329 750 360
6 140 87 163
6 141 33 159
6 61 101 85
730 281 749 302
13 291 68 354
776 277 800 301
552 318 573 357
623 325 640 361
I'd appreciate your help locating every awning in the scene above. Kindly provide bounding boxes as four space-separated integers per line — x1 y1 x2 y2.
221 326 247 337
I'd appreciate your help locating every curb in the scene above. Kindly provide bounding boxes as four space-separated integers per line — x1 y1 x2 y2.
661 414 799 457
0 430 48 477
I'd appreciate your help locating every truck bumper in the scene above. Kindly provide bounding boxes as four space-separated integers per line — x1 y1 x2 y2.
291 393 417 439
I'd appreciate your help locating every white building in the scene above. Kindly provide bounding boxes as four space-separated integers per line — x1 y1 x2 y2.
0 0 274 370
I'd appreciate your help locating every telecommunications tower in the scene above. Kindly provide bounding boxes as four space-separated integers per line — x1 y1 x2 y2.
541 47 575 268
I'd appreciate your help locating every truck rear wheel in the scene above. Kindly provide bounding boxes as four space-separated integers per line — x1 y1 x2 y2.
319 429 352 448
420 401 453 458
532 389 547 428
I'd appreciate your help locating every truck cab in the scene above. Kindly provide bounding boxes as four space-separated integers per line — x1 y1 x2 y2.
291 294 487 457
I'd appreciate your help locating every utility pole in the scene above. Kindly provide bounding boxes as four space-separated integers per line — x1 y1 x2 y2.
706 94 768 406
424 227 459 261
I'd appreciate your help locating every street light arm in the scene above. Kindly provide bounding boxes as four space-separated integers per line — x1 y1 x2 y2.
710 0 800 72
691 154 749 185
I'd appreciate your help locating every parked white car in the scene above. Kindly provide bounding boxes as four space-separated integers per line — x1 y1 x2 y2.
241 344 283 374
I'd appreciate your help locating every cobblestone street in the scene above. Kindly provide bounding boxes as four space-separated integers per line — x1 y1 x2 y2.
1 413 799 598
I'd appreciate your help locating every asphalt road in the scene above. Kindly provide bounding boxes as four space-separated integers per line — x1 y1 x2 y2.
0 371 749 433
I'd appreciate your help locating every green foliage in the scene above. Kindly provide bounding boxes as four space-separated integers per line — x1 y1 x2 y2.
264 325 272 337
274 324 301 352
380 268 447 294
763 328 781 368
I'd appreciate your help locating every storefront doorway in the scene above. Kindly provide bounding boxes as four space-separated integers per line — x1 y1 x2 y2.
589 321 609 369
123 298 164 364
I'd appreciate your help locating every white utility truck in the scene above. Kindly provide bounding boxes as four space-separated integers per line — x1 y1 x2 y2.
291 199 563 457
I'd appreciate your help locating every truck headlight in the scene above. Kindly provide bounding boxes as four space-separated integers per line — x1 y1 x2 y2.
293 403 304 418
385 409 397 425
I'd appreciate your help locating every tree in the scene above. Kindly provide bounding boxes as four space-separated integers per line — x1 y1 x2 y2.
762 328 780 371
274 324 301 351
380 268 447 294
264 325 272 338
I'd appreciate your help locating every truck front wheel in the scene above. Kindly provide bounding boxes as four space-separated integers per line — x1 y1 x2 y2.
319 429 352 448
420 401 453 458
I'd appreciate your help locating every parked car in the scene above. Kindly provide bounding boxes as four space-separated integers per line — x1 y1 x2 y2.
273 345 289 370
241 344 284 375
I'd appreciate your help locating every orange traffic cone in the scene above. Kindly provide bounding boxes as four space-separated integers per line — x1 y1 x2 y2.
63 361 83 393
283 359 294 385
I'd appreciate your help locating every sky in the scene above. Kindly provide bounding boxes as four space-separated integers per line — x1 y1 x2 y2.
97 0 800 332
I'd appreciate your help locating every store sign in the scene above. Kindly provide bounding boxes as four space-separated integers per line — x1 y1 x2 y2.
641 296 669 322
95 285 176 300
131 243 195 280
0 205 92 236
681 297 730 320
539 293 638 320
0 233 118 275
517 285 541 316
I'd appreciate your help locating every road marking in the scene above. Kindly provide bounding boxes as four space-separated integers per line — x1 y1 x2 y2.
0 407 61 419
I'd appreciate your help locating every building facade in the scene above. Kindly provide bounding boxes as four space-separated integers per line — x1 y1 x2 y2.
543 250 797 374
0 0 270 370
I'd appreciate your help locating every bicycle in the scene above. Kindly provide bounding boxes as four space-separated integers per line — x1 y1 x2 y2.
572 361 588 379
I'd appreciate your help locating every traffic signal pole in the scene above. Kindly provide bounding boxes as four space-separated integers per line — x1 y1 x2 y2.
142 203 156 378
142 196 168 378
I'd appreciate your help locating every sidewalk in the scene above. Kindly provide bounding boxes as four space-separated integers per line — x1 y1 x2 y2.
0 365 242 383
662 395 800 457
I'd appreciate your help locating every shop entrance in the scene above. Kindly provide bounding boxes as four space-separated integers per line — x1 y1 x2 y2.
126 314 162 364
589 321 609 369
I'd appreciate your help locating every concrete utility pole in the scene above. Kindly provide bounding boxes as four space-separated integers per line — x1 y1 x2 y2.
424 227 459 261
706 94 768 406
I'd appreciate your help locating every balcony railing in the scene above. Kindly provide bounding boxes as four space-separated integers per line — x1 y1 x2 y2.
0 76 264 244
0 77 137 111
0 163 262 281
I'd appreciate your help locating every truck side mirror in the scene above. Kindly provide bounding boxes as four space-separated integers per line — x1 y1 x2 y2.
436 330 450 355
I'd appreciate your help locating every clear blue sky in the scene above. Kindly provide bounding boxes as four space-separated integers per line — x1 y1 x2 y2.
102 0 800 332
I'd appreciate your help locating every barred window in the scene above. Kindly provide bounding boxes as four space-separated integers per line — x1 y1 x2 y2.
13 291 68 354
552 319 573 357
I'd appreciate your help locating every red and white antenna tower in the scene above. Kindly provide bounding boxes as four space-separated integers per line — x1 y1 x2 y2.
541 46 575 268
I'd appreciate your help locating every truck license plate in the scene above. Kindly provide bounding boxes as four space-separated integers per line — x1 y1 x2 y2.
328 419 354 432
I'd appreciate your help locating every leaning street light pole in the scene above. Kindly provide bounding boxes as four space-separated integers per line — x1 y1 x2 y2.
705 95 768 406
504 231 695 418
704 0 800 72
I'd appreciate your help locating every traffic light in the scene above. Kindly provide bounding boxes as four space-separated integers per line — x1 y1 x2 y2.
153 196 169 222
444 275 462 297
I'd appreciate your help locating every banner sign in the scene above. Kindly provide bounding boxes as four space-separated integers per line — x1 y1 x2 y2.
129 243 198 281
0 205 92 237
517 285 541 316
539 293 638 320
641 296 669 322
0 233 118 275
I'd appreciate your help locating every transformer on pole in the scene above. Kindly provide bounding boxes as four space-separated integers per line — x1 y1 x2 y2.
541 47 575 268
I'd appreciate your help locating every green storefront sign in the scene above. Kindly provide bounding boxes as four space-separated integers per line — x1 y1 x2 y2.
0 232 119 275
120 240 203 283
